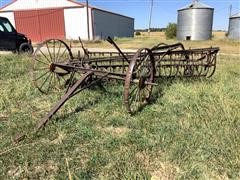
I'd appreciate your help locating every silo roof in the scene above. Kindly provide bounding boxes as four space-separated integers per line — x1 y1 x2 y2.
230 12 240 18
178 1 213 11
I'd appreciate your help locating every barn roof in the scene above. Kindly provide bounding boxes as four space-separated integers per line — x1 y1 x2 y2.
178 1 213 11
230 12 240 18
0 0 84 11
0 0 134 19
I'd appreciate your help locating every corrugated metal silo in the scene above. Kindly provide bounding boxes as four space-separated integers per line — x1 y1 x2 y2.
177 0 214 40
228 13 240 40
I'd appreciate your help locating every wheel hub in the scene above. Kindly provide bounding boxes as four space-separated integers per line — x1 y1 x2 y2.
139 76 147 89
49 63 56 72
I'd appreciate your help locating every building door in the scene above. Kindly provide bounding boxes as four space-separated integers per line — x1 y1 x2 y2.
14 10 41 42
14 9 65 42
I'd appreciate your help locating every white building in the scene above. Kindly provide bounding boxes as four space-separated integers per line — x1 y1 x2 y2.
0 0 134 42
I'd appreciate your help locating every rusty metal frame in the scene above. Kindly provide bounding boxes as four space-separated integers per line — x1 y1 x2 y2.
31 37 219 130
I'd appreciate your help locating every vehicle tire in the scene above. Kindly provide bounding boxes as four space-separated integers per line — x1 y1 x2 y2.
19 42 34 54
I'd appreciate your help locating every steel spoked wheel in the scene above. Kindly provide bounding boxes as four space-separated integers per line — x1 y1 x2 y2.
32 39 73 94
124 48 155 114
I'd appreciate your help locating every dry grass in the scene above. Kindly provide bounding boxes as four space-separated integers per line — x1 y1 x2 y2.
68 31 240 55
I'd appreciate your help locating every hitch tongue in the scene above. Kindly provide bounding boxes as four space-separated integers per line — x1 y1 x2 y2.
106 36 129 63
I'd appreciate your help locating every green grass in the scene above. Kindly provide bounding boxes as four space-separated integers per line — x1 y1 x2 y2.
0 53 240 179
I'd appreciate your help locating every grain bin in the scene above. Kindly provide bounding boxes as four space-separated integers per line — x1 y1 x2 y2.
228 13 240 40
177 1 214 40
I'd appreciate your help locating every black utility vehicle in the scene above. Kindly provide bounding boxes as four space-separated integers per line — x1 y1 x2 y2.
0 16 33 54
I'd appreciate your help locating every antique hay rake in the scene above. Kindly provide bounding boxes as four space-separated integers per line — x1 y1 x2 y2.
32 37 219 130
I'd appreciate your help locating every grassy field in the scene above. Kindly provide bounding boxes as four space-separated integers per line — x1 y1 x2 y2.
70 32 240 55
0 34 240 179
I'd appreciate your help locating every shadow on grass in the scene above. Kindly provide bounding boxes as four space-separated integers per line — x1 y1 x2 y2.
43 77 216 125
56 100 98 120
54 83 109 123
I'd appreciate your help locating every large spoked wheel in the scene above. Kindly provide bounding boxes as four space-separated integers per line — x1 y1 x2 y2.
124 48 155 114
32 39 73 94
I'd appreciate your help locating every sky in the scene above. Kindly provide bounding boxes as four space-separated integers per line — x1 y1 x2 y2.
0 0 240 30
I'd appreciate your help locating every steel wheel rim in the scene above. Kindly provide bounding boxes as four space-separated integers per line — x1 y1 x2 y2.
124 48 155 114
32 39 73 94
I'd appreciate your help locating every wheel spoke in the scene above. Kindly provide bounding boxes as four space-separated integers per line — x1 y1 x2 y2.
56 41 62 61
34 71 49 81
39 49 51 63
133 88 140 107
55 74 62 86
34 67 49 71
138 89 142 105
47 73 54 93
136 89 141 107
129 85 138 96
130 87 137 105
52 72 57 89
46 41 53 62
133 61 143 74
53 39 56 62
58 48 68 62
39 73 51 90
35 58 49 66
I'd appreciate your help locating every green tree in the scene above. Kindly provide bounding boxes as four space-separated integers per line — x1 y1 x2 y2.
165 23 177 39
135 31 141 36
